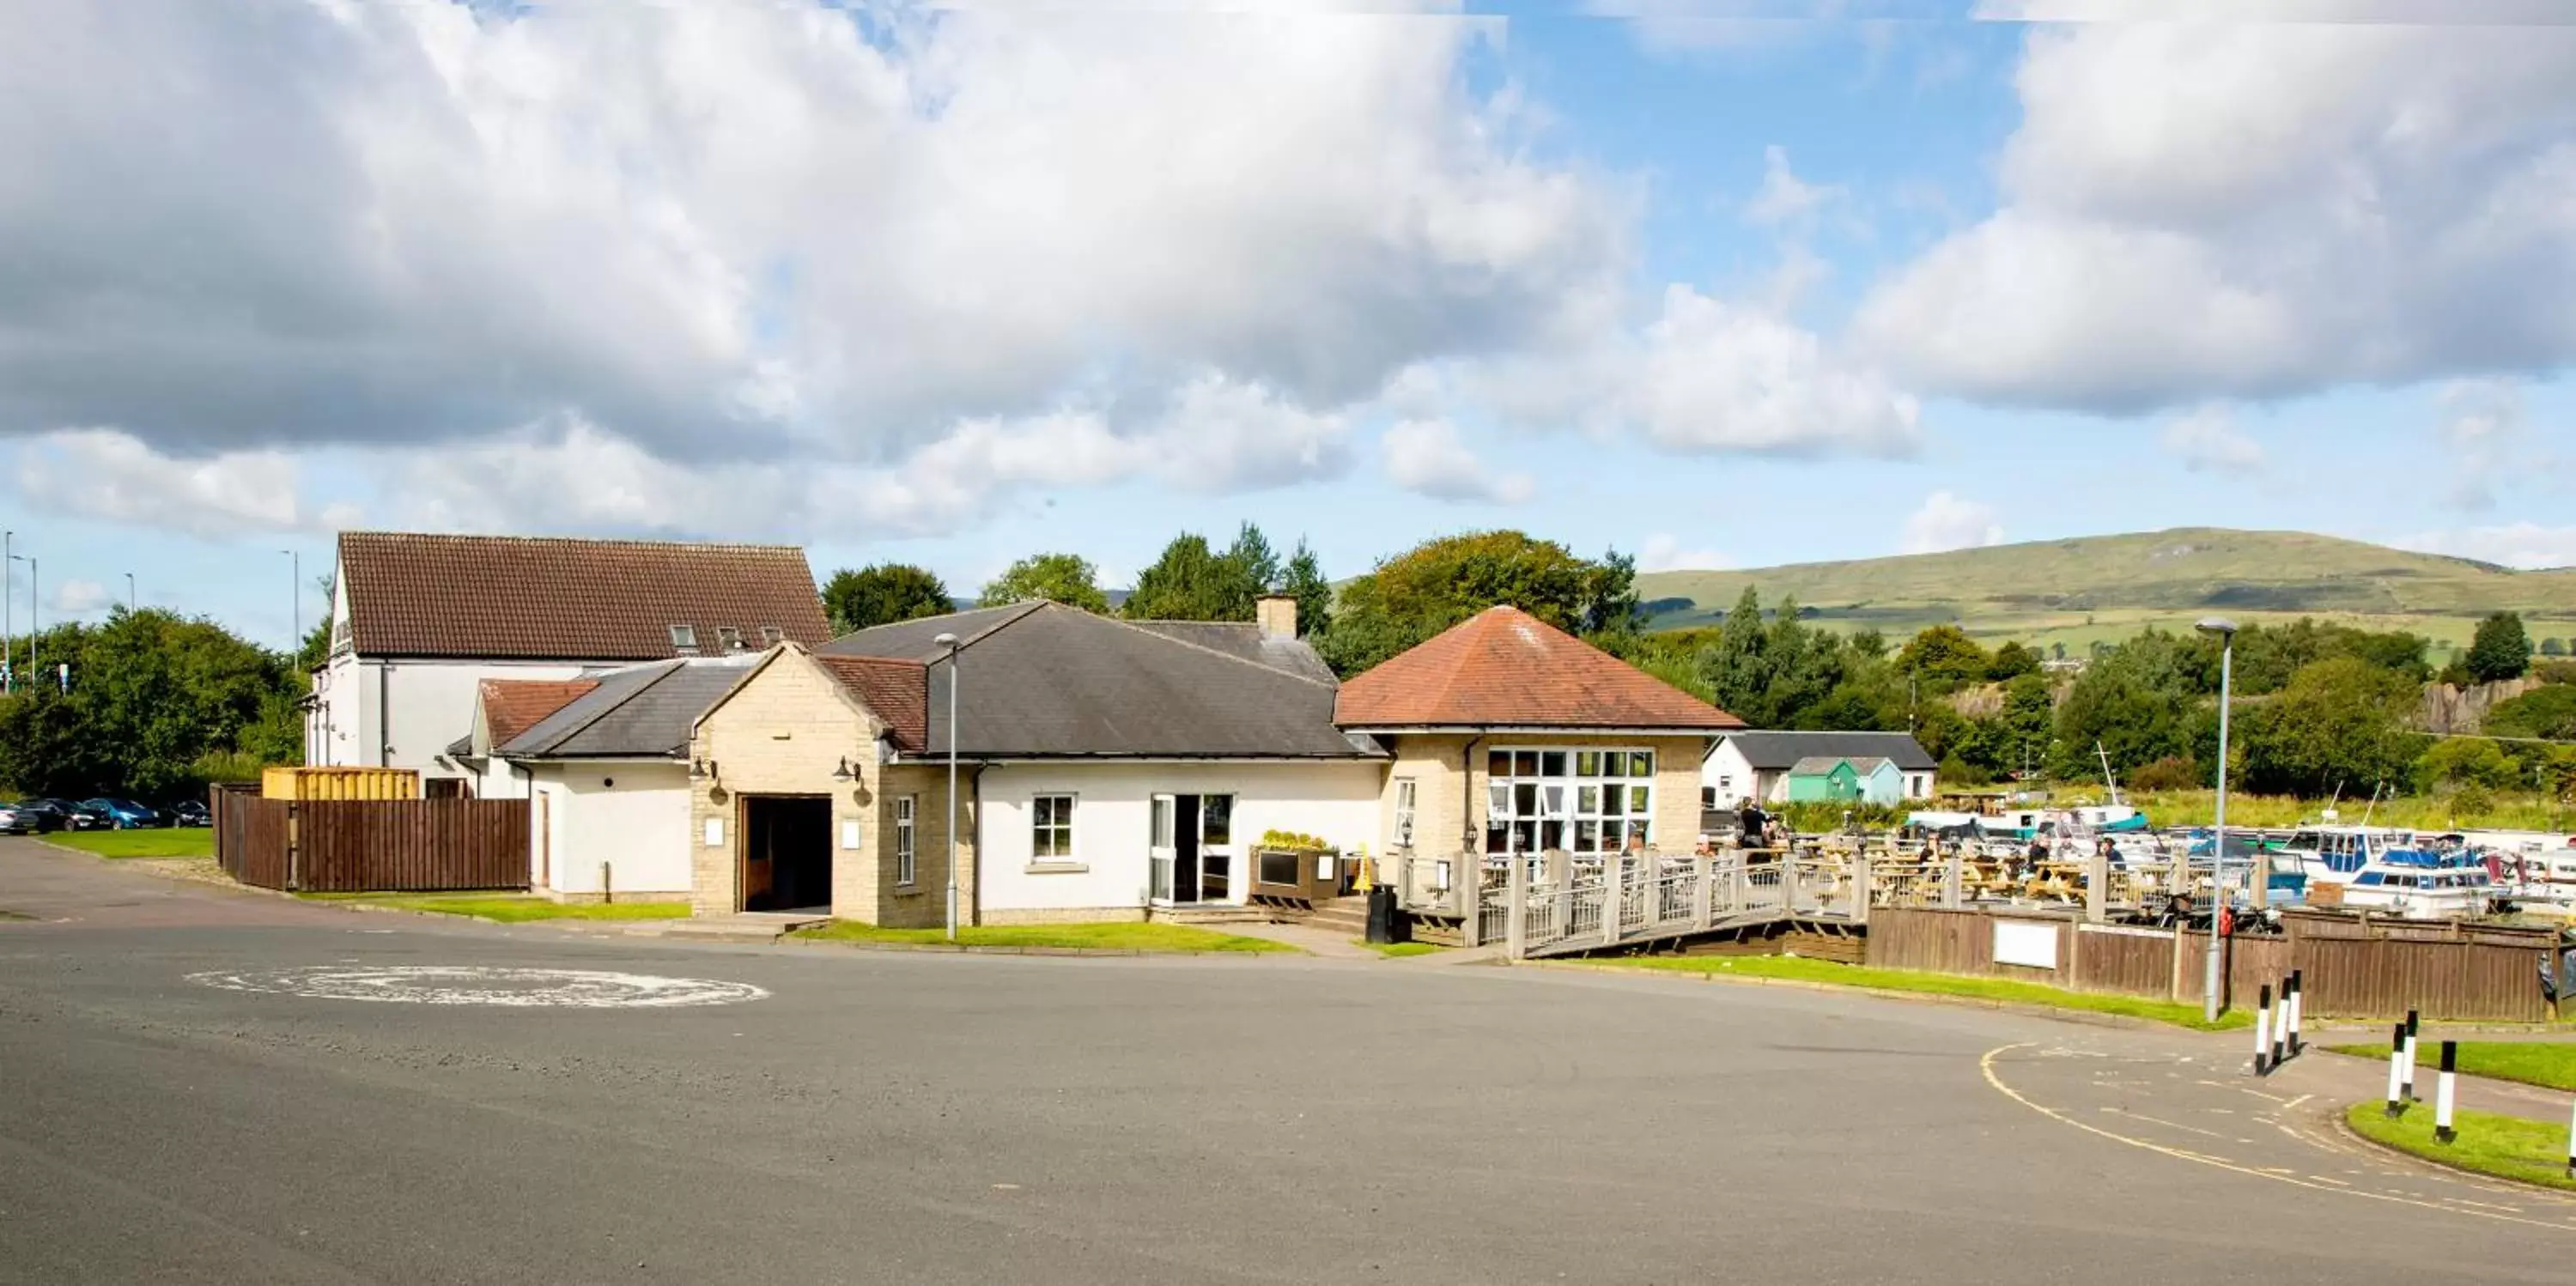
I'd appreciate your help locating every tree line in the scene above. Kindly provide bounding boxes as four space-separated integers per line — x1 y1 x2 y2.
0 610 304 800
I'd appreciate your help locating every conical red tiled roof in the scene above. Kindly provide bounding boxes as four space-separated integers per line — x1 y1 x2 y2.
1333 606 1745 731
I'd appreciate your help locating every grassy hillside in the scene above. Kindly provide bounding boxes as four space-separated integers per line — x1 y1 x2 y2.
1637 528 2576 653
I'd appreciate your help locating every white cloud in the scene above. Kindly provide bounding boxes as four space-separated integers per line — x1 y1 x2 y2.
0 1 1617 529
1637 533 1733 573
1381 418 1534 505
1899 491 2004 555
2394 522 2576 571
1743 145 1840 227
10 429 348 537
1855 21 2576 412
2160 404 2264 473
2434 378 2523 510
1465 285 1921 457
48 579 112 616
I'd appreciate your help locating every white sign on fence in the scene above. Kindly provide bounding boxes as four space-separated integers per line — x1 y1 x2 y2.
1994 919 2060 970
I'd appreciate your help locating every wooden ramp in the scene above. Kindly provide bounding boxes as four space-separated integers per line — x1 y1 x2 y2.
1385 852 1869 960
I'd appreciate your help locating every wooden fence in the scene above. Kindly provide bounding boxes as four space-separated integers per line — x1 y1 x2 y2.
213 792 529 893
1867 906 2558 1022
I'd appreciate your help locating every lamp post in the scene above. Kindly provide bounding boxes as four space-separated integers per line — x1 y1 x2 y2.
125 572 136 613
9 554 33 688
283 549 300 658
936 631 961 942
2196 616 2239 1023
3 530 12 692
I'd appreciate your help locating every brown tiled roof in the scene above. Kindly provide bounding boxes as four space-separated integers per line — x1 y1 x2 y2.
479 678 598 748
1334 606 1747 731
339 532 829 660
817 655 929 754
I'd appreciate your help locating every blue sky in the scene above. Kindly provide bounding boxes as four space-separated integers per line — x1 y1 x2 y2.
2 2 2571 652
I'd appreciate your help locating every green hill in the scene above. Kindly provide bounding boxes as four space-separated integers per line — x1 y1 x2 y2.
1637 528 2576 654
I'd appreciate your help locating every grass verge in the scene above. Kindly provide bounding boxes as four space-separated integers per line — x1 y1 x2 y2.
1358 941 1444 959
2324 1040 2576 1094
1577 954 2256 1031
300 893 691 923
42 828 216 859
2344 1102 2576 1192
793 920 1295 954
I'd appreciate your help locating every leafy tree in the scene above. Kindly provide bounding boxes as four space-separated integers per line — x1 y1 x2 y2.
2542 637 2568 658
1315 531 1628 675
1895 625 1990 692
2466 611 2532 683
1987 641 2041 682
1995 674 2056 779
980 553 1109 613
1124 534 1236 622
2238 657 2423 796
1222 523 1281 604
1281 540 1332 639
2052 665 2190 779
2487 685 2576 741
1580 549 1643 637
821 563 953 634
0 610 301 799
2415 737 2517 792
2125 756 2202 792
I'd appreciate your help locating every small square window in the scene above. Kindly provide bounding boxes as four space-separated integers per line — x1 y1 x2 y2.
1512 751 1539 777
716 626 744 652
1488 750 1510 777
669 624 697 651
1031 793 1075 860
1628 751 1655 777
1575 751 1601 776
1540 751 1568 778
761 626 784 646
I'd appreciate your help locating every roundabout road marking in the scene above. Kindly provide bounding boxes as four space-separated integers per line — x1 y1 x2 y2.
1979 1042 2576 1234
187 965 769 1009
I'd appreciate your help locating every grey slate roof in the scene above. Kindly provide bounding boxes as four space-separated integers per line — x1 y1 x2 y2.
822 602 1375 760
500 656 762 759
1724 731 1936 773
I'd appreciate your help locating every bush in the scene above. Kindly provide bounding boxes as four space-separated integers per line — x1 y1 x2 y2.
2126 756 2202 792
2451 783 2495 821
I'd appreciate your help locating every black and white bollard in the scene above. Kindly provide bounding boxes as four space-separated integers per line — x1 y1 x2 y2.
2385 1022 2406 1118
2565 1097 2574 1182
2403 1009 2421 1102
2286 970 2303 1058
2433 1040 2458 1144
2253 983 2273 1076
2270 978 2287 1068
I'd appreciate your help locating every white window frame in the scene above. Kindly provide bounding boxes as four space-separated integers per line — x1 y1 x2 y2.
1393 778 1419 852
894 796 917 886
1031 792 1077 863
716 626 743 652
669 623 697 651
1485 747 1656 855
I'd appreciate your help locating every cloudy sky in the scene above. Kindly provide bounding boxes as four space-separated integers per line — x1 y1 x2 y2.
3 0 2572 648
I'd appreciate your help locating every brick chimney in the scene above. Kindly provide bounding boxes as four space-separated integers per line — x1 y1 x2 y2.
1255 593 1298 640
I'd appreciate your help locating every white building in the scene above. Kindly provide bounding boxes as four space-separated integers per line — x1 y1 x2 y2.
1703 731 1938 810
304 531 829 792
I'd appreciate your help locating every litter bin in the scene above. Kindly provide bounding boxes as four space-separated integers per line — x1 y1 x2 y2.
1364 884 1408 944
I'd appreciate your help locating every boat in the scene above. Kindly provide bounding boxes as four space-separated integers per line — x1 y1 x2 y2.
2275 824 2421 885
2330 854 2500 919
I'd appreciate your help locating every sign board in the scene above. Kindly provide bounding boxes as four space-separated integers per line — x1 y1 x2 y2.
840 819 861 851
1993 919 2060 970
702 817 726 848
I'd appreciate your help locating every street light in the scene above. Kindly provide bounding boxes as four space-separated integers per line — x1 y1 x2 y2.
3 530 12 692
125 572 136 613
2196 615 2239 1024
283 549 300 658
936 631 962 942
9 554 33 688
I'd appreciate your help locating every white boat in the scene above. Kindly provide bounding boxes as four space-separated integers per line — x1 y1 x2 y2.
2484 843 2576 911
2332 858 2500 919
2275 825 2421 885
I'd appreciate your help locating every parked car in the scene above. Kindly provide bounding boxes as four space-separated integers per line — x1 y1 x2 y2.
0 802 39 834
23 798 92 830
80 798 165 829
167 799 211 828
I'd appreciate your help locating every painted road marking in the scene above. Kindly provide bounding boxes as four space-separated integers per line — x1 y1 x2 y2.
187 965 769 1008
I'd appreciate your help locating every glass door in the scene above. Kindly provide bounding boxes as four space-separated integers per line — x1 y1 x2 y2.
1199 794 1234 902
1149 793 1177 902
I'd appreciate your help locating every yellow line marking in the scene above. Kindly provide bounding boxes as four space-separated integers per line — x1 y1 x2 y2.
1978 1043 2576 1234
2100 1107 2233 1141
2306 1174 2352 1186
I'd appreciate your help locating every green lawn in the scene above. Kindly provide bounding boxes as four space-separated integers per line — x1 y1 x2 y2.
792 920 1296 954
2325 1041 2576 1094
2345 1102 2576 1192
300 893 692 923
42 828 216 859
1358 940 1444 959
1578 954 2255 1031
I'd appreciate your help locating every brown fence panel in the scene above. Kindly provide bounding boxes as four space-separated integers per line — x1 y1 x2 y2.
216 796 294 890
1866 907 1999 974
2294 937 2544 1023
295 799 529 893
2070 925 2176 998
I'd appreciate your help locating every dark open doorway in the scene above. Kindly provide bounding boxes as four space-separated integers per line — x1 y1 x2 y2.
743 795 833 913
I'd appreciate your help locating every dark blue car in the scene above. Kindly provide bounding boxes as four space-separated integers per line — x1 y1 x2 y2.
80 798 165 829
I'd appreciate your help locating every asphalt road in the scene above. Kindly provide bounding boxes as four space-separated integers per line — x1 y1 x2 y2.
4 838 2573 1285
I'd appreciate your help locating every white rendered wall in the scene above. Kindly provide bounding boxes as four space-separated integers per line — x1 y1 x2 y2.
531 762 692 898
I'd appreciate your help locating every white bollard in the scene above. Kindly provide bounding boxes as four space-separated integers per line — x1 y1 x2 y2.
2433 1040 2458 1144
2403 1010 2421 1102
2385 1022 2406 1118
2252 983 2273 1076
2286 970 2303 1058
2565 1097 2575 1182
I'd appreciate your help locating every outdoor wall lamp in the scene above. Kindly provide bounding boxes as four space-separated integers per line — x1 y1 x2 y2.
830 755 855 783
690 757 720 786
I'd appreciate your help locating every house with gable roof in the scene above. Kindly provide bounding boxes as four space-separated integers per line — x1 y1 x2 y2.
308 532 829 791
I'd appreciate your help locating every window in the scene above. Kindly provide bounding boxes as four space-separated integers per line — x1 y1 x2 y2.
1485 747 1655 855
1200 793 1232 846
1031 793 1076 860
1701 786 1716 810
716 626 744 652
669 623 698 651
895 796 917 885
761 626 784 646
1393 779 1419 851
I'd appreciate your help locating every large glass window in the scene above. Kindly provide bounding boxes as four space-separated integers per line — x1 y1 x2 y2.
894 796 917 886
1393 779 1418 850
1484 748 1656 854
